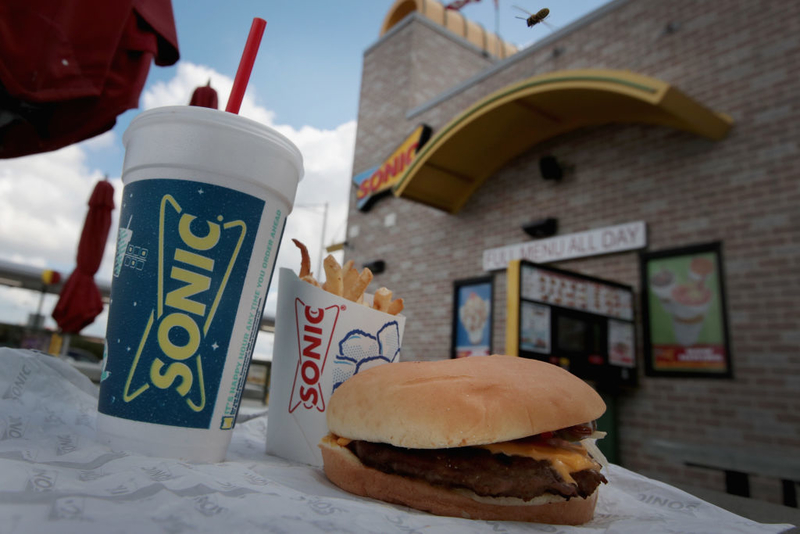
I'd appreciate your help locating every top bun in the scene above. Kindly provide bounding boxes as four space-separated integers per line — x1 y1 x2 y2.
327 355 605 449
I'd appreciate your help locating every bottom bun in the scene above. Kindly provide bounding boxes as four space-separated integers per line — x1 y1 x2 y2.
319 437 598 525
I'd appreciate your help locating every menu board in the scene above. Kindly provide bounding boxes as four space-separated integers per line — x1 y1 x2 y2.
522 266 633 320
507 260 638 389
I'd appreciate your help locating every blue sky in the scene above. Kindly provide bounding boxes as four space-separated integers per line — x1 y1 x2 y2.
149 0 611 130
0 0 610 358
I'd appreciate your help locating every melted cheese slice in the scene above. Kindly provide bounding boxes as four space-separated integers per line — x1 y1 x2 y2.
477 440 598 484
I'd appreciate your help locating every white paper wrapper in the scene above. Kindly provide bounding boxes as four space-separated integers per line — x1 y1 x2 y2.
0 348 794 534
265 268 406 466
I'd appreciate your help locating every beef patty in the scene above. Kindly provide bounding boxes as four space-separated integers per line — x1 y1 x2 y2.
348 440 607 501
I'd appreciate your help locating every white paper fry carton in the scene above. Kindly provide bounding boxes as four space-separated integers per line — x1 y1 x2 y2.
266 268 405 466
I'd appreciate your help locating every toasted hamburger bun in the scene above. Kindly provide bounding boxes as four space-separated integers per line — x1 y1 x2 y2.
327 355 605 448
320 355 606 524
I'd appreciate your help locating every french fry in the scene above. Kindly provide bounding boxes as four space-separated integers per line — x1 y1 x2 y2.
292 239 311 279
387 298 405 316
301 274 321 288
291 241 403 314
322 255 344 296
373 287 392 312
342 260 358 297
344 267 372 303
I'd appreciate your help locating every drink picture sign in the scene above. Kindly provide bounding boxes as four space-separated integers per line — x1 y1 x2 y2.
640 242 732 378
451 276 493 358
520 302 550 354
608 319 635 368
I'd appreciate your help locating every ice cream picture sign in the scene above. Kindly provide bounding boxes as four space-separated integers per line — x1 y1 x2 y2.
451 276 493 359
640 242 732 378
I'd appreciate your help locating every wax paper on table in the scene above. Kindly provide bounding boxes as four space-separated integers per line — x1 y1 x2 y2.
0 348 793 534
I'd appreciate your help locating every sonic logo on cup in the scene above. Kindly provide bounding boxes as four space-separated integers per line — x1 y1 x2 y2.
289 300 340 413
122 194 248 413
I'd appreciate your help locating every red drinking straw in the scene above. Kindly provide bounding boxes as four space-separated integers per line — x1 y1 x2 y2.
226 17 267 114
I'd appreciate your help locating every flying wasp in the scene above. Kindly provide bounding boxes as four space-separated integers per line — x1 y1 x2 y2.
514 6 551 28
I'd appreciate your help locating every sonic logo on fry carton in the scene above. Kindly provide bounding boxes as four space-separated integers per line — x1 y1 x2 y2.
289 300 341 413
266 268 406 466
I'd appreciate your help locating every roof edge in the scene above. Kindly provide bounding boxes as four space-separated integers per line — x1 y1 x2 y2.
405 0 633 120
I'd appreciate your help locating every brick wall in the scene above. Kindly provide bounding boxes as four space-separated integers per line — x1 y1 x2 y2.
408 20 494 110
353 18 493 176
347 1 800 504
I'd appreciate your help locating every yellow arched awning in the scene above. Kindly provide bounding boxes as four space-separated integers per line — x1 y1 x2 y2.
393 69 733 214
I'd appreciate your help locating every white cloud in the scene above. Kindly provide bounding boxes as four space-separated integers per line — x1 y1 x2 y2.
0 139 123 332
0 144 107 271
0 286 57 328
82 130 117 150
0 61 355 347
138 62 355 316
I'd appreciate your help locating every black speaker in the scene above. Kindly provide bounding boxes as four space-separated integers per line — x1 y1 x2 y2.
539 156 563 181
362 260 386 274
522 218 558 238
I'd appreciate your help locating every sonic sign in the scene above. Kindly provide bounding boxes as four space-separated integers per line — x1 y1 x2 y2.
353 124 431 211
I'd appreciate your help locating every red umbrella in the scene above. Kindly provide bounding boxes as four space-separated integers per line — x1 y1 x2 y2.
52 179 115 333
190 79 219 109
0 0 179 159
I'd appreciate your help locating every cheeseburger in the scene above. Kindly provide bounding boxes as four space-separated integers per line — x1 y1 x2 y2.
319 355 608 525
